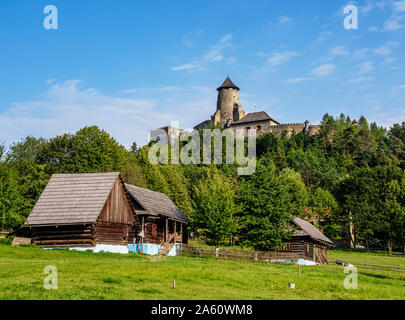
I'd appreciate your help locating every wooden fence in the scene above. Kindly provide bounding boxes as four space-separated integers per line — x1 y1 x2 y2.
330 259 405 273
0 231 9 239
178 244 298 264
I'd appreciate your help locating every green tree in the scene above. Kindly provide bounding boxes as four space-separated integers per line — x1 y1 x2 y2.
338 166 405 252
0 164 25 229
308 188 341 239
373 166 405 254
238 158 302 250
39 126 129 174
191 170 241 246
6 137 50 223
388 122 405 169
338 167 378 249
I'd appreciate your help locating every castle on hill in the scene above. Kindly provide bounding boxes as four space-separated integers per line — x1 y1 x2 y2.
156 76 320 143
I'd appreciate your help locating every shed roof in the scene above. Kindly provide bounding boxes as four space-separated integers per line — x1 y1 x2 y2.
25 172 121 226
125 184 189 223
293 218 334 246
217 77 240 91
231 111 280 125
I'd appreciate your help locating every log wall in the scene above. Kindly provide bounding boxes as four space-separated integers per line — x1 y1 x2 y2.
94 221 129 245
32 224 95 247
277 237 330 264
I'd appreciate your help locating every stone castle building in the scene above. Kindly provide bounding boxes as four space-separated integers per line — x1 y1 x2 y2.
155 76 320 143
194 77 320 137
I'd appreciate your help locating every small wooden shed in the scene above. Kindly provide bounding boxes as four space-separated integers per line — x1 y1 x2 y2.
278 218 334 264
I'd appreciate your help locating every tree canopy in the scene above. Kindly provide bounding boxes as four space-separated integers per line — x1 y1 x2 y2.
1 116 404 253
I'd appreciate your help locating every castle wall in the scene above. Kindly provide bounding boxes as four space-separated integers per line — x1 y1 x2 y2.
268 123 305 137
231 121 320 138
231 120 272 135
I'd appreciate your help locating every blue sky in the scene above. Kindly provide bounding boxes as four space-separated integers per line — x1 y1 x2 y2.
0 0 404 147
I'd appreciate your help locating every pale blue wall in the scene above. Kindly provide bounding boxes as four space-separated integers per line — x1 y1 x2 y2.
48 243 181 256
129 243 162 255
128 243 181 256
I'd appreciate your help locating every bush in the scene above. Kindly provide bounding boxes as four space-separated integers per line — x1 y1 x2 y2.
0 237 13 245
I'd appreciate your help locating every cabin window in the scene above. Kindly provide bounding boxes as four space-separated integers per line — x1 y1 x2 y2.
245 127 251 135
257 125 262 132
306 244 311 252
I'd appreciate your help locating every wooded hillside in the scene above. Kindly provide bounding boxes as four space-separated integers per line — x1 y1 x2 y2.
1 114 404 253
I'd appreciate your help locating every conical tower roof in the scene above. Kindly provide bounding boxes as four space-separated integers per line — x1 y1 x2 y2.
217 76 240 91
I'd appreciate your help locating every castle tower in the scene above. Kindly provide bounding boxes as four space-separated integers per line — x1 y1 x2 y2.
212 77 246 127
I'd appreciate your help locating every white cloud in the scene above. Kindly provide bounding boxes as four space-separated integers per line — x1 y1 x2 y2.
393 0 405 12
172 34 233 72
45 78 56 85
389 84 405 98
373 41 400 56
171 62 202 71
277 15 293 25
368 26 379 31
264 51 298 71
226 57 237 64
346 76 374 84
371 108 405 128
181 30 203 48
374 46 392 55
383 57 397 64
310 64 337 76
266 15 293 31
383 0 405 31
203 34 232 62
355 61 375 75
325 46 350 61
383 15 404 30
352 48 371 59
284 77 310 84
0 80 217 147
286 63 337 84
313 31 333 45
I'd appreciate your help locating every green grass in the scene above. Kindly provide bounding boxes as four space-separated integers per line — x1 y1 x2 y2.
0 245 404 300
329 249 405 265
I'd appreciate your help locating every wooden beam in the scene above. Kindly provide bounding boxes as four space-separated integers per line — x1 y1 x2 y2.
165 218 168 244
165 218 169 244
142 216 145 254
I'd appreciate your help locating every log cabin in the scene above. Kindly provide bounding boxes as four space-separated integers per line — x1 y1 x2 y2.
21 172 189 255
125 183 189 255
277 218 334 264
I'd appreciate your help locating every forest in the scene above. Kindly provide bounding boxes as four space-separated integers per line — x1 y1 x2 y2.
0 113 404 253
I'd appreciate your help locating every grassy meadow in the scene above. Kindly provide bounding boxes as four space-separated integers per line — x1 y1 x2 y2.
0 244 404 300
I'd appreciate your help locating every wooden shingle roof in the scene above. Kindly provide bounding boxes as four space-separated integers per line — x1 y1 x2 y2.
125 184 189 223
231 111 280 125
217 76 240 91
293 217 334 246
25 172 121 226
